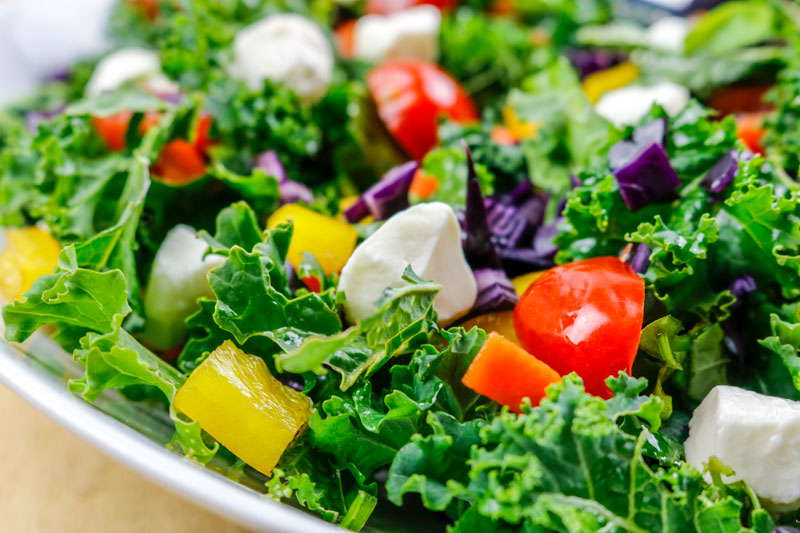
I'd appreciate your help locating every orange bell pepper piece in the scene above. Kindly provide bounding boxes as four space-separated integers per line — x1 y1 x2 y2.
462 332 561 413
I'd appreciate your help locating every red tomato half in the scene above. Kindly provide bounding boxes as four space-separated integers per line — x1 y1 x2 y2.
151 140 207 186
735 112 767 155
513 257 645 398
366 0 458 15
367 60 478 160
92 112 134 152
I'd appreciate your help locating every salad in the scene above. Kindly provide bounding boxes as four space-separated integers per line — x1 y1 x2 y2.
2 0 800 530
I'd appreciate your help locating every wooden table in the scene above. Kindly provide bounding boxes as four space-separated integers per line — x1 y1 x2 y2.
0 382 252 533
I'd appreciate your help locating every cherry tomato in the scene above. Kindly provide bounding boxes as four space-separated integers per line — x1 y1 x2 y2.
193 114 214 154
709 86 771 117
92 112 134 152
130 0 159 20
366 0 458 15
513 256 645 398
735 112 767 155
367 60 478 160
334 20 357 58
150 140 207 186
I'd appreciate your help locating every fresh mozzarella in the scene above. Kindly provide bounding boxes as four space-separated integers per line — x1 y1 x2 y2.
647 16 690 53
338 202 477 324
85 47 178 98
141 225 225 351
594 82 690 126
232 14 333 104
352 5 441 63
685 385 800 511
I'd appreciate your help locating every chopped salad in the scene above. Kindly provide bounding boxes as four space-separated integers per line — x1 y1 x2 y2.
2 0 800 530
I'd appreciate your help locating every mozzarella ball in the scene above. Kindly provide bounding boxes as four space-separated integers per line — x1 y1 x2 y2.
353 5 440 63
338 202 477 324
141 225 225 351
595 82 690 126
85 47 178 98
232 14 334 104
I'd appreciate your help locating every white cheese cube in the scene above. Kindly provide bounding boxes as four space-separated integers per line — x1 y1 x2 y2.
232 14 333 104
85 47 178 98
338 202 477 324
647 16 690 53
141 225 225 350
685 385 800 511
352 5 441 63
594 82 690 126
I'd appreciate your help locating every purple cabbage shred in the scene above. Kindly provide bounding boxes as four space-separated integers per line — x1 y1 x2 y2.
472 268 518 313
701 150 738 195
255 150 313 205
609 120 679 211
344 161 418 222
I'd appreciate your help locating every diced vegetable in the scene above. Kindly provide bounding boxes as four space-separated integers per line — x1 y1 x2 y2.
255 150 313 205
408 168 439 199
365 0 458 15
0 227 60 302
174 341 311 476
140 225 224 351
338 202 476 323
736 112 767 155
267 204 358 275
581 62 639 104
461 310 518 344
513 257 645 398
462 332 561 412
609 119 680 211
500 105 539 141
685 386 800 511
151 139 207 186
334 20 357 58
701 149 739 194
92 112 134 152
367 60 478 160
344 161 418 223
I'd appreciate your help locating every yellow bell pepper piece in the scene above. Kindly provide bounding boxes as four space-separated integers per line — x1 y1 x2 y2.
582 62 640 104
462 310 519 344
0 227 60 302
501 105 541 142
268 204 358 275
511 271 544 296
174 340 310 476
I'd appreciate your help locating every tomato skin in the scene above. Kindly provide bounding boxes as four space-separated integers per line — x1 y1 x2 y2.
367 60 478 160
735 112 767 155
366 0 458 15
151 140 207 186
513 256 645 398
193 114 214 154
334 20 357 58
92 112 134 152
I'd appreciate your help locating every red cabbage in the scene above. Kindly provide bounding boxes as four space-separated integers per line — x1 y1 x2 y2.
609 120 679 211
463 143 503 270
25 105 65 132
701 150 738 195
344 161 418 222
566 48 627 79
255 150 313 205
472 268 518 313
461 142 518 312
729 274 756 310
629 243 651 274
256 150 287 182
484 181 548 250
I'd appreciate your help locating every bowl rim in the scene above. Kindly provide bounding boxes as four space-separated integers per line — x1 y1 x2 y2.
0 339 343 533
